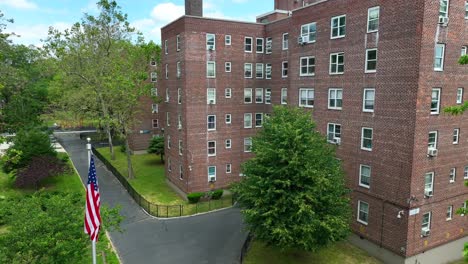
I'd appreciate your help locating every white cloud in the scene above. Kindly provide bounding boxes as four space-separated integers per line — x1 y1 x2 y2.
150 3 184 23
80 1 99 14
8 22 70 47
0 0 37 9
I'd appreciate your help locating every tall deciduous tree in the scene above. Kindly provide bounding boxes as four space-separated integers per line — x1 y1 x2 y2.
232 106 351 252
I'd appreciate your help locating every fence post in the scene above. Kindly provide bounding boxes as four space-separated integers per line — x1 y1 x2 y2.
156 205 159 217
179 205 182 217
166 206 168 218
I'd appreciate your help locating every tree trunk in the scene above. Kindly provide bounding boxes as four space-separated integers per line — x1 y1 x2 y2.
97 92 115 160
160 154 164 164
124 135 134 179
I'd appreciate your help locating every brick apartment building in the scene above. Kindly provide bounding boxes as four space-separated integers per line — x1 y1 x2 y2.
130 0 468 262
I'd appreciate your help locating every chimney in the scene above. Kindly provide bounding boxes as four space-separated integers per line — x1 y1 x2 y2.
185 0 203 17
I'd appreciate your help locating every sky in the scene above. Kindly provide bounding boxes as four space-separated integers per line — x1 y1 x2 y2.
0 0 273 47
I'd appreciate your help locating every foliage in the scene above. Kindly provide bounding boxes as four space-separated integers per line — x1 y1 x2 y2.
459 55 468 65
0 191 122 264
15 155 69 188
210 189 224 200
187 192 204 204
0 148 22 173
148 136 165 163
232 106 351 252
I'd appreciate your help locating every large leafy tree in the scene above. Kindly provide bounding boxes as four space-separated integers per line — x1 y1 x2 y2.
233 106 351 252
148 135 165 163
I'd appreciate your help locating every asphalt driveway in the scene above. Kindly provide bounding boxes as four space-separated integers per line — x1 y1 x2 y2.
56 133 248 264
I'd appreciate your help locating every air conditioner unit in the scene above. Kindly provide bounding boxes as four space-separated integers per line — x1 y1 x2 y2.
178 124 182 130
421 229 430 237
297 36 307 45
208 99 215 104
333 138 341 145
438 16 449 25
209 176 216 182
266 42 272 49
424 189 433 197
427 148 438 157
208 46 214 51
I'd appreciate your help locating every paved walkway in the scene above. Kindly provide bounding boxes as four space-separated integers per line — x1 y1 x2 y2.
56 133 248 264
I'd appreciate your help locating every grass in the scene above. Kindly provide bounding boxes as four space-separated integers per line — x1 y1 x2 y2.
96 147 234 216
0 153 120 264
244 240 383 264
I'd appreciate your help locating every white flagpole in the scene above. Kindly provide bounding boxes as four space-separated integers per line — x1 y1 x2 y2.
86 137 97 264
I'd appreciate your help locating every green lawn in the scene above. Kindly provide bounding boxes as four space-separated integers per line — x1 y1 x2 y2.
96 147 233 216
0 153 119 264
244 240 382 264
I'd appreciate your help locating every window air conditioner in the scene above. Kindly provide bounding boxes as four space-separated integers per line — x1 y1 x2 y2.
427 148 438 157
424 189 433 197
209 176 216 182
421 229 430 237
438 16 449 25
333 138 341 145
297 36 307 45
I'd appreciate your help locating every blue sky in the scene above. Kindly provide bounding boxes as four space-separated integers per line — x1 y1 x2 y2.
0 0 273 46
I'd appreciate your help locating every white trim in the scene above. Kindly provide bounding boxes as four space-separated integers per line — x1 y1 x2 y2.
282 61 288 78
434 44 445 71
453 128 460 144
330 15 346 39
299 88 314 108
449 167 456 183
225 62 232 73
256 38 264 53
301 22 317 43
244 88 253 104
363 88 375 113
244 137 252 152
328 88 343 110
244 37 253 53
255 113 263 128
225 114 232 124
359 164 371 188
365 48 378 73
225 88 232 98
225 35 231 45
225 139 232 149
206 33 216 51
206 61 216 78
265 63 272 79
244 113 252 128
361 127 373 151
329 52 345 75
226 163 232 174
421 212 431 232
424 172 434 196
256 9 289 19
244 63 253 78
431 88 441 115
207 141 216 157
367 6 380 33
446 205 453 221
255 63 264 79
357 200 369 225
207 166 216 182
207 115 216 131
265 88 271 104
428 131 438 150
282 33 289 50
300 56 315 76
176 34 181 51
207 88 216 105
281 88 288 105
457 88 464 104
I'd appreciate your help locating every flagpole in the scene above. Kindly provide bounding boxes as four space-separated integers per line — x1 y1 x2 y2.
86 137 97 264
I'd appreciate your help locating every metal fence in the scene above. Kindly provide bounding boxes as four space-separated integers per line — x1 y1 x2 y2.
239 232 253 263
92 147 234 218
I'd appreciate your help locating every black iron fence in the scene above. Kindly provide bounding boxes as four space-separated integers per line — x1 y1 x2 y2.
92 147 234 218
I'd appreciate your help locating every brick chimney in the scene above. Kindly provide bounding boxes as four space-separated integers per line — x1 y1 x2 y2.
185 0 203 17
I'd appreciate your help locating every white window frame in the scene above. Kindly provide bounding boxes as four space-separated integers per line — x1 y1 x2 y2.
244 113 252 128
167 135 171 149
207 88 216 104
151 72 157 82
176 34 180 51
256 38 264 53
327 123 342 143
424 172 434 196
361 127 373 151
177 88 182 104
363 88 375 112
282 33 289 50
434 44 445 71
367 6 380 33
165 64 168 79
421 212 431 232
244 63 253 78
244 137 252 153
428 131 438 149
300 56 315 76
177 61 181 78
365 49 378 73
457 88 464 104
225 139 232 149
299 88 314 108
207 115 216 131
330 52 345 75
464 166 468 179
359 164 371 188
179 164 183 179
165 88 169 102
164 39 168 54
225 35 231 45
465 1 468 19
150 88 157 96
256 63 264 79
463 46 468 56
265 89 271 104
453 128 460 144
244 37 253 52
152 119 159 128
431 88 441 114
281 88 288 104
255 88 264 103
225 62 231 73
449 167 456 183
282 61 288 78
244 88 253 104
301 22 317 43
166 112 170 126
206 33 215 50
206 61 216 78
357 200 369 225
208 166 216 182
255 113 263 128
265 64 272 79
226 164 232 174
207 141 216 157
152 103 159 113
150 58 156 66
178 140 183 156
328 88 343 110
266 37 272 54
225 88 232 98
439 0 449 19
331 15 346 39
447 205 453 221
225 114 232 124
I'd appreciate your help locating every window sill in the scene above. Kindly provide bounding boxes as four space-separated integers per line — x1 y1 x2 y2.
367 30 378 34
357 220 368 226
299 105 314 108
329 72 344 75
359 184 370 189
365 70 377 74
361 147 372 152
299 74 315 77
331 35 346 40
328 107 342 111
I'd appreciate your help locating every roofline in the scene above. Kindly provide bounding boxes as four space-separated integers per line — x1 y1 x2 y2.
161 15 264 31
256 9 289 19
292 0 329 13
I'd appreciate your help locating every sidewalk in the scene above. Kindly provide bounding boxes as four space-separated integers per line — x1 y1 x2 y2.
56 133 248 264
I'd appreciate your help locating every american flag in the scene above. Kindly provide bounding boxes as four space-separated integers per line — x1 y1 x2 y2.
84 155 101 242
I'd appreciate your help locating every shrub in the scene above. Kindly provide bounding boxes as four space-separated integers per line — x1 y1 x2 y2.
15 155 69 188
211 189 224 200
1 149 22 173
187 192 204 204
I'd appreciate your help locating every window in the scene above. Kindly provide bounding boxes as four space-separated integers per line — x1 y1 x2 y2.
447 205 453 221
357 200 369 225
225 62 231 72
365 49 378 73
179 165 183 179
431 88 441 114
151 72 157 82
464 166 468 179
367 7 380 32
363 89 375 112
265 89 271 104
361 127 373 151
168 158 171 172
439 0 449 19
244 137 252 152
150 88 157 96
178 140 183 156
282 33 288 50
428 131 438 149
207 61 216 78
300 56 315 76
206 33 215 50
208 166 216 182
176 34 180 51
328 88 343 110
225 114 232 124
166 112 170 126
449 167 456 183
256 38 264 53
177 62 181 78
164 39 168 54
301 22 317 43
152 104 158 113
207 88 216 104
299 88 314 108
207 115 216 131
165 64 168 79
225 88 232 98
178 114 182 129
434 44 445 71
226 164 232 173
244 63 253 78
282 61 288 77
331 15 346 39
244 113 252 128
245 37 253 52
225 35 231 45
256 63 264 79
167 135 171 149
265 64 272 79
225 139 232 149
244 88 253 103
281 88 288 104
327 123 342 143
359 165 371 188
152 119 159 128
457 88 464 104
165 88 169 102
150 58 156 66
465 1 468 19
255 113 263 127
255 88 263 103
330 52 345 74
424 172 434 196
421 212 431 233
265 37 272 54
207 141 216 156
453 128 460 144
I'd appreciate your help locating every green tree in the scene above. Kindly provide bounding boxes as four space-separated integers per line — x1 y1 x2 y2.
148 136 165 163
232 106 351 252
